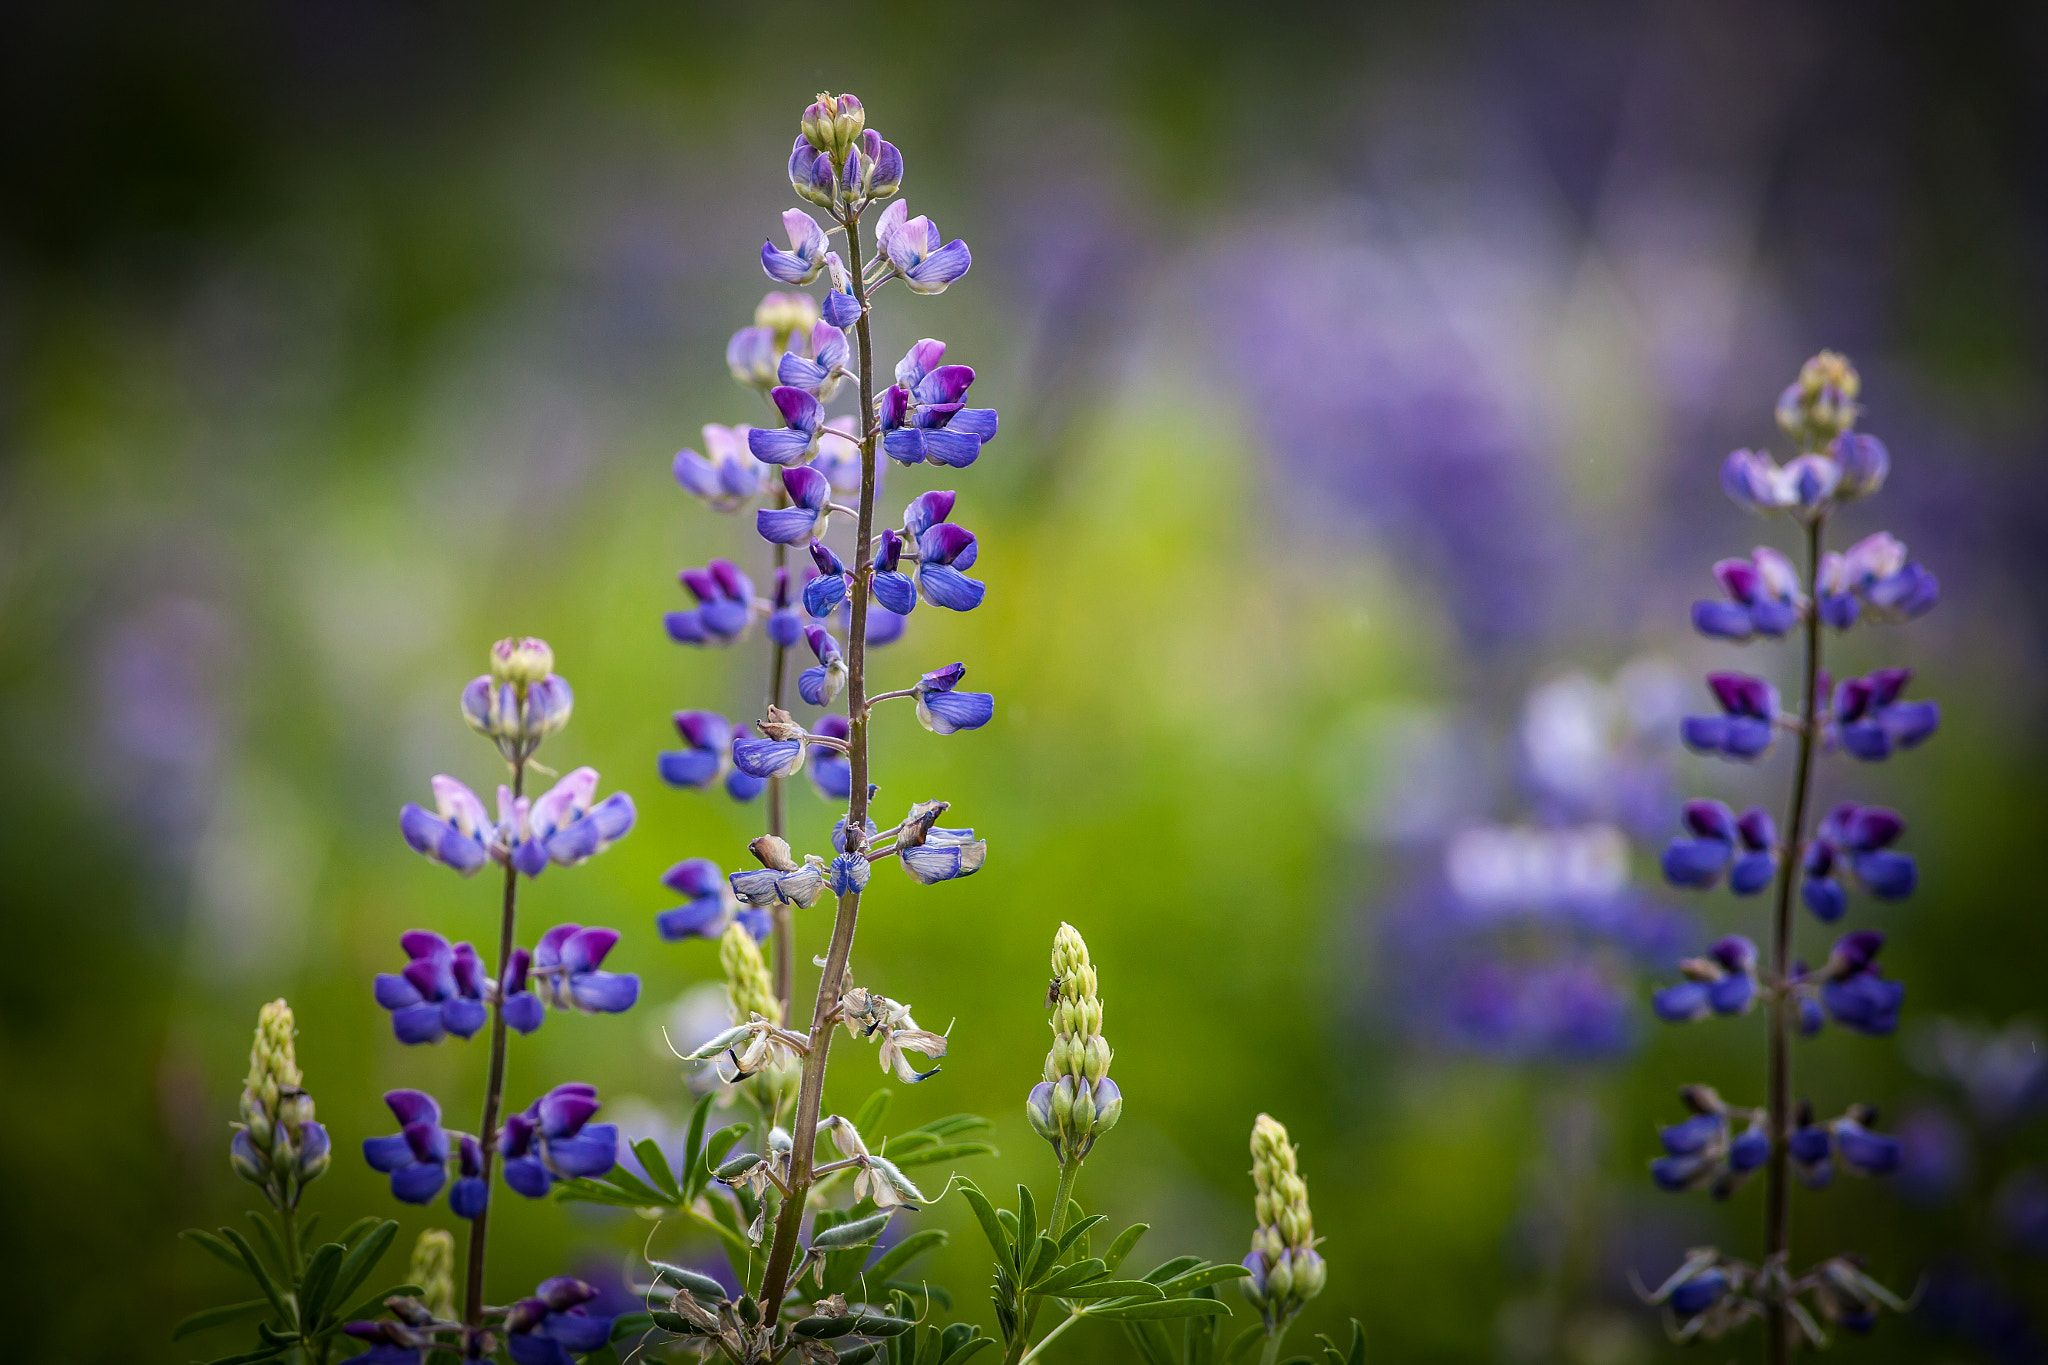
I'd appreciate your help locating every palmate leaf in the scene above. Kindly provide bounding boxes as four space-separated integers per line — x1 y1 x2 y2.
172 1299 273 1341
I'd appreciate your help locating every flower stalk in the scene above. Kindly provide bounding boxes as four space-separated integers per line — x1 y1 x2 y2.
464 756 523 1330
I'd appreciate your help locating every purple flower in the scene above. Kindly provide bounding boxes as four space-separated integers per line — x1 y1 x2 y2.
373 930 489 1044
856 128 903 198
878 339 998 468
1802 802 1915 921
658 711 763 802
461 668 575 764
672 424 769 512
732 725 805 780
728 834 827 908
505 1277 613 1365
901 490 985 611
499 1084 617 1198
1680 672 1780 761
747 387 830 468
450 1134 488 1219
798 626 847 705
530 924 640 1015
873 200 972 294
1833 1113 1902 1176
496 767 636 877
894 800 987 885
1816 930 1904 1035
656 858 769 942
1791 1112 1834 1187
1817 532 1939 627
766 567 802 648
501 948 544 1034
1828 667 1939 760
871 529 918 615
760 208 830 285
913 662 994 735
777 320 850 400
667 559 756 646
1691 546 1803 641
1652 936 1759 1023
1649 1098 1770 1198
399 775 493 877
808 715 852 800
828 851 871 896
788 136 835 208
1659 799 1777 893
362 1089 450 1205
1720 447 1840 515
727 324 778 390
1667 1268 1730 1320
754 464 833 546
1831 431 1890 498
803 543 854 617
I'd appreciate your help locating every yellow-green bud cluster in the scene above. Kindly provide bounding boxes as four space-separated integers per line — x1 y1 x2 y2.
489 636 555 687
232 999 331 1207
1243 1114 1325 1325
720 924 796 1114
1777 349 1861 446
800 91 866 164
755 292 821 353
410 1228 457 1323
1026 923 1122 1164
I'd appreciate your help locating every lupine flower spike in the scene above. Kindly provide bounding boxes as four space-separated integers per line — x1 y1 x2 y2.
1240 1113 1326 1339
1026 923 1121 1164
231 1000 331 1209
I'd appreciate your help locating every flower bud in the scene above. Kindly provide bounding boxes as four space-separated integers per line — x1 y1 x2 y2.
230 1128 267 1185
1091 1078 1123 1136
721 923 781 1027
490 636 554 687
1775 350 1861 446
755 291 820 351
296 1120 332 1182
411 1228 457 1323
461 643 574 763
1025 1081 1059 1144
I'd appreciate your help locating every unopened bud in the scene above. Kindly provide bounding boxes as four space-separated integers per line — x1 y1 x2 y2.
296 1120 332 1183
410 1228 457 1323
1025 1081 1058 1144
489 636 554 687
720 923 781 1028
755 291 820 351
230 1129 267 1185
1091 1078 1123 1137
1776 350 1861 445
1244 1114 1322 1325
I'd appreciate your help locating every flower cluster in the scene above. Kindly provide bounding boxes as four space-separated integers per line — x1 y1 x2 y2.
1241 1113 1326 1329
1649 353 1927 1348
229 1000 332 1210
400 766 634 879
1025 923 1122 1163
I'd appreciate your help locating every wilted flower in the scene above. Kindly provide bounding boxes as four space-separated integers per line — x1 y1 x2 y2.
667 559 756 645
729 834 828 908
373 931 489 1044
839 987 948 1084
530 924 640 1015
1691 546 1803 641
1801 802 1915 921
1680 672 1780 761
1827 667 1939 760
673 425 770 512
913 663 994 735
819 1114 928 1209
1659 799 1777 894
499 1083 618 1197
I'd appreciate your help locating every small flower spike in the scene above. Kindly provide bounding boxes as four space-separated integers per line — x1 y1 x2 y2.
499 1083 618 1198
363 1089 451 1205
754 464 833 545
531 924 641 1015
1029 923 1123 1164
760 208 830 285
1652 936 1760 1023
1680 672 1779 761
798 625 847 705
1828 668 1939 760
808 714 853 800
913 662 994 735
873 199 972 294
1241 1113 1325 1329
894 798 987 884
878 339 999 468
777 320 850 400
503 1277 614 1365
656 858 769 942
373 931 489 1044
1816 531 1939 627
1816 930 1905 1035
496 767 636 876
461 637 574 763
748 387 830 468
658 711 764 802
233 1000 330 1208
1692 547 1804 641
1802 802 1916 921
400 775 494 877
1659 800 1777 893
728 834 828 909
667 559 755 645
672 424 769 512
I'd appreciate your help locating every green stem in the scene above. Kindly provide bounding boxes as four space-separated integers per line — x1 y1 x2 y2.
767 514 793 1012
1257 1324 1291 1365
464 757 526 1328
1763 513 1825 1365
1004 1158 1083 1364
1015 1308 1084 1365
279 1203 304 1280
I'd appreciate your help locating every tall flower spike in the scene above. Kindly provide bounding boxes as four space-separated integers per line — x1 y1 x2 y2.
1241 1114 1326 1330
1026 923 1121 1164
233 999 330 1207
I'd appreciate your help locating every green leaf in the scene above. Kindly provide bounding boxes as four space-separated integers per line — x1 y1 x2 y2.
880 1130 939 1159
1101 1223 1149 1275
608 1311 655 1342
1055 1279 1164 1302
297 1214 321 1245
1089 1297 1234 1322
881 1280 953 1312
200 1349 287 1365
579 1346 622 1365
172 1299 274 1340
218 1227 295 1327
1155 1263 1255 1296
694 1195 762 1264
245 1212 290 1277
936 1336 995 1365
334 1216 380 1248
1031 1256 1107 1293
860 1229 947 1288
1141 1256 1204 1285
912 1113 992 1139
182 1228 249 1273
886 1141 997 1170
681 1092 715 1196
703 1124 747 1174
955 1180 1011 1265
295 1241 346 1327
1022 1235 1059 1287
1056 1214 1107 1256
1316 1321 1366 1365
326 1219 398 1317
1186 1287 1222 1365
854 1087 894 1136
1223 1325 1267 1363
1120 1320 1179 1365
1016 1185 1038 1260
552 1177 652 1209
596 1166 674 1208
633 1138 683 1202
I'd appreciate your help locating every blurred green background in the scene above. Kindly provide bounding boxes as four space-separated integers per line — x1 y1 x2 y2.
4 2 2046 1361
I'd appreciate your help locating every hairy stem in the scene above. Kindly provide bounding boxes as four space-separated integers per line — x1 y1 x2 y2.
1004 1158 1083 1364
767 532 793 1010
756 199 879 1315
1764 514 1824 1365
464 758 525 1328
